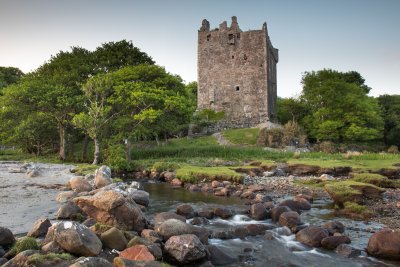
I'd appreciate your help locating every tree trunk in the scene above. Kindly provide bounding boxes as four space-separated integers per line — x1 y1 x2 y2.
82 135 89 162
92 138 100 165
155 135 160 146
59 124 66 161
125 139 132 163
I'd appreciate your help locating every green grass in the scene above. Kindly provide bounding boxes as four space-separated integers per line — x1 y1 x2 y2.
351 173 400 188
223 128 260 145
10 237 39 256
343 201 370 214
176 165 243 183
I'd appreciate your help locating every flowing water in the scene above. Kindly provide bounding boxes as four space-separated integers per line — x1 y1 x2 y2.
144 182 400 267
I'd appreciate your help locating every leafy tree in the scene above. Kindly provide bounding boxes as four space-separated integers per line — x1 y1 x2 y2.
378 94 400 146
300 69 383 142
277 97 309 124
0 67 24 90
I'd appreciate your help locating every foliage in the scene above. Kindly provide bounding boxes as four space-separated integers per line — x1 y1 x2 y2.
277 97 308 124
301 69 383 142
223 128 260 145
0 66 24 90
176 165 242 183
388 145 399 154
10 237 39 255
377 94 400 147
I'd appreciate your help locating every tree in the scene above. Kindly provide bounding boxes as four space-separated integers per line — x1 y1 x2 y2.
378 94 400 146
0 67 24 90
72 74 116 164
277 97 309 124
300 69 383 142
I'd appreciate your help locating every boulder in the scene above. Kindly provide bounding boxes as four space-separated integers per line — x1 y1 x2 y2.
321 235 351 250
120 245 155 261
27 218 52 238
335 244 363 258
278 198 311 212
271 206 291 222
164 234 206 264
246 224 273 236
176 204 195 219
191 217 209 226
254 194 273 203
249 203 267 220
153 212 186 226
170 178 183 187
1 250 39 267
55 201 83 220
70 257 113 267
55 191 77 203
211 180 222 188
213 207 233 219
70 176 93 193
278 211 301 229
52 221 102 256
127 190 150 207
141 229 161 243
207 245 236 265
155 219 195 241
0 227 15 246
322 221 345 234
367 229 400 260
73 190 147 232
113 257 163 267
130 181 144 190
94 165 112 189
101 227 128 251
41 241 64 253
295 226 329 247
197 210 214 219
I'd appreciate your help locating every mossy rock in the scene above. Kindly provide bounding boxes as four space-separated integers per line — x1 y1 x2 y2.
336 202 373 220
351 173 399 188
26 253 74 265
325 180 385 207
9 236 39 256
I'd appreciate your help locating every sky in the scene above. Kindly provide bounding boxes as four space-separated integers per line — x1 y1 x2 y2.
0 0 399 97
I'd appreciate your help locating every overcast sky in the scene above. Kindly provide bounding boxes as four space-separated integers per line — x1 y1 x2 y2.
0 0 399 97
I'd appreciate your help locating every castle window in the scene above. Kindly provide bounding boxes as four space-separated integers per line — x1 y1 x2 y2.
232 55 234 59
236 86 240 91
244 54 247 60
228 34 235 44
207 34 211 41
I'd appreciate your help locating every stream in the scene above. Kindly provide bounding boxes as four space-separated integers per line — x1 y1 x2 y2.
144 182 400 267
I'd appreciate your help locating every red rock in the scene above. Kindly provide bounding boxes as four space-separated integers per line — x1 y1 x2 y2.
120 245 155 261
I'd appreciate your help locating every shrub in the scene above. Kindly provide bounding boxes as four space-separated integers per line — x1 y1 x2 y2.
256 127 284 148
388 145 399 154
293 151 301 159
318 141 337 153
10 236 39 255
282 120 307 147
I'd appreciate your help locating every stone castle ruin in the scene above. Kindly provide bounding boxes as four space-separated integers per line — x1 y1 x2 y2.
197 16 278 130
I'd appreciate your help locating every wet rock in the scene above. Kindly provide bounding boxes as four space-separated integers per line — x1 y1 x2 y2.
273 226 292 236
141 229 161 243
0 258 7 266
0 248 5 257
278 211 301 229
55 201 83 220
246 224 273 236
189 185 201 191
321 235 351 250
101 227 128 251
94 165 112 189
164 234 206 264
192 227 210 244
73 190 147 232
211 230 232 240
56 191 77 203
1 250 39 267
231 226 249 239
70 176 93 193
176 204 195 219
222 181 232 187
278 198 311 212
155 219 194 241
367 229 400 260
254 194 273 203
170 178 183 187
211 180 222 188
70 257 113 267
130 181 144 190
214 187 230 197
295 226 329 247
296 194 313 202
271 205 291 222
0 227 15 246
127 190 149 207
27 218 52 238
41 241 64 253
82 218 97 228
207 245 236 265
291 224 309 234
27 168 40 177
322 221 345 235
231 190 243 197
335 244 363 258
240 190 255 199
52 221 102 256
113 257 163 267
197 210 214 219
213 207 233 219
153 212 186 226
191 217 209 226
120 245 155 261
247 184 264 192
249 203 267 220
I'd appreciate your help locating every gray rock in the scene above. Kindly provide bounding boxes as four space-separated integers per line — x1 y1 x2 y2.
55 201 83 219
70 257 113 267
153 212 186 226
155 219 195 241
207 244 236 265
130 181 144 190
176 204 195 219
249 203 267 220
127 189 149 207
164 234 206 264
295 226 329 248
335 244 363 258
53 221 102 256
101 227 127 251
41 241 64 253
0 227 15 246
55 191 77 203
94 165 112 189
27 218 52 238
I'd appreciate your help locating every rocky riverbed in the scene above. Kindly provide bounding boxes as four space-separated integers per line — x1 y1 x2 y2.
1 162 400 266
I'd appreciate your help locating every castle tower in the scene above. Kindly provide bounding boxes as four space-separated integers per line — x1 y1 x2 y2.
197 16 278 129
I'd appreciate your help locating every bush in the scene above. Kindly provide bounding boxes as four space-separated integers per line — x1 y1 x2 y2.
317 141 337 153
388 145 399 154
256 127 283 148
10 237 39 255
103 144 133 172
282 121 307 147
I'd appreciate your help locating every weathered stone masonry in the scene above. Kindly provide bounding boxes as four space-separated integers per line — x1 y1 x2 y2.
197 16 278 130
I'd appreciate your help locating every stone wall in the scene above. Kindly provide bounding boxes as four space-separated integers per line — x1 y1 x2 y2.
197 16 278 131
